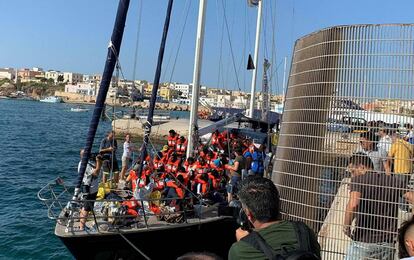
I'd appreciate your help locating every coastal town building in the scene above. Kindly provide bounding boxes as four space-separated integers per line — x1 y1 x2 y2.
18 68 44 82
170 83 192 98
65 82 98 96
45 70 62 83
0 68 15 80
63 72 83 84
83 74 91 82
159 87 180 101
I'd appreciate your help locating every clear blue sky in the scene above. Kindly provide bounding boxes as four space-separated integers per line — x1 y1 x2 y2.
1 0 414 95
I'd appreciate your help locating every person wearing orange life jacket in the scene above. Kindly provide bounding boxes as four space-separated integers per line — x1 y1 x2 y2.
160 145 170 163
175 136 187 157
211 130 225 150
184 157 196 172
199 146 209 160
165 175 186 209
167 129 179 149
165 153 180 175
152 172 165 191
153 152 166 171
194 157 208 175
122 199 140 217
208 169 223 190
193 157 210 195
175 166 188 186
205 150 218 166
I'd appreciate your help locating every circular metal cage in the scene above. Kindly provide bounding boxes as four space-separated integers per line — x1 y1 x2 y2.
273 24 414 259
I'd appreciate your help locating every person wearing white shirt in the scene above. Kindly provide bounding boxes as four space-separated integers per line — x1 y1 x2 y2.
120 133 135 181
377 128 392 155
405 124 414 144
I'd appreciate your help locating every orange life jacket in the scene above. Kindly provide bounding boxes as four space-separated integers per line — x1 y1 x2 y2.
208 173 220 190
165 158 180 174
206 152 218 166
194 162 208 175
167 134 179 148
177 171 190 186
122 199 139 209
175 139 187 155
153 179 165 191
194 173 209 194
166 181 184 199
153 157 165 170
184 161 195 172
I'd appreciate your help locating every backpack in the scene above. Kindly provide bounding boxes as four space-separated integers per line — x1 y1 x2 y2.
240 221 320 260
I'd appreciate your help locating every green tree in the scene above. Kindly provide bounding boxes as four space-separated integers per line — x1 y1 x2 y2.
57 75 64 82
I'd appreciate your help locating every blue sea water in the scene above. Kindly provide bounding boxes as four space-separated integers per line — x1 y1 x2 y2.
0 100 187 259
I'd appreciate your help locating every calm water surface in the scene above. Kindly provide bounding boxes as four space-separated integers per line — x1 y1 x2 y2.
0 100 184 259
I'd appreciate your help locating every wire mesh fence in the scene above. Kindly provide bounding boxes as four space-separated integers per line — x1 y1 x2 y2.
273 24 414 259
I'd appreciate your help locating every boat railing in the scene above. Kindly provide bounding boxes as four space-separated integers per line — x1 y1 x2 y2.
38 177 228 233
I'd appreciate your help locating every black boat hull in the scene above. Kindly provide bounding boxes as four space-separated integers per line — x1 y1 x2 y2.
59 218 238 260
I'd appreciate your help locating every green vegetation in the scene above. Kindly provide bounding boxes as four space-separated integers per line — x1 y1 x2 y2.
0 78 11 86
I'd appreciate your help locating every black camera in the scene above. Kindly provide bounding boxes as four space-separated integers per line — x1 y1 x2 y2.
237 208 252 231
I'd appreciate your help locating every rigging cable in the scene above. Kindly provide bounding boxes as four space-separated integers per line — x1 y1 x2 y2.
118 231 151 260
219 0 247 110
167 0 192 83
161 0 191 83
215 0 225 90
132 0 143 84
268 0 277 96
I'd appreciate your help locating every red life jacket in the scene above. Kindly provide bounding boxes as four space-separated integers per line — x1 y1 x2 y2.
194 162 208 175
166 181 184 199
166 158 180 174
177 171 189 186
175 139 187 156
194 173 209 194
211 133 224 149
153 157 165 170
208 173 220 190
153 179 165 191
167 134 179 148
206 152 218 166
122 199 139 209
184 161 195 172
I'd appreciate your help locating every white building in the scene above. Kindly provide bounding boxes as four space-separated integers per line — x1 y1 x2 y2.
63 72 83 84
170 83 192 98
45 70 62 83
65 83 97 96
200 97 218 107
0 68 15 80
233 95 249 109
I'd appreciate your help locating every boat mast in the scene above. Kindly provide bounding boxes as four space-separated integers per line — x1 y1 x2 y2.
187 0 207 158
138 0 174 171
282 56 287 98
76 0 130 191
248 0 263 118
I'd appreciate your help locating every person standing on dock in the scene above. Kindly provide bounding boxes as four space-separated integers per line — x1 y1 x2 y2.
120 133 135 182
99 131 119 183
343 153 406 259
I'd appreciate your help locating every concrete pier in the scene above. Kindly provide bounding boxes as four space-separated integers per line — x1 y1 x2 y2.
112 118 215 142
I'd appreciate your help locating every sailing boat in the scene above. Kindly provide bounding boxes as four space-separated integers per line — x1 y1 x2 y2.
38 1 239 259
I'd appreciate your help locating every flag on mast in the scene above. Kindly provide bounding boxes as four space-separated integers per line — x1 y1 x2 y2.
247 54 255 70
247 0 260 7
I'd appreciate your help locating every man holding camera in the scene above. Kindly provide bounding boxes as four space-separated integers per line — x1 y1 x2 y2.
228 177 320 260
